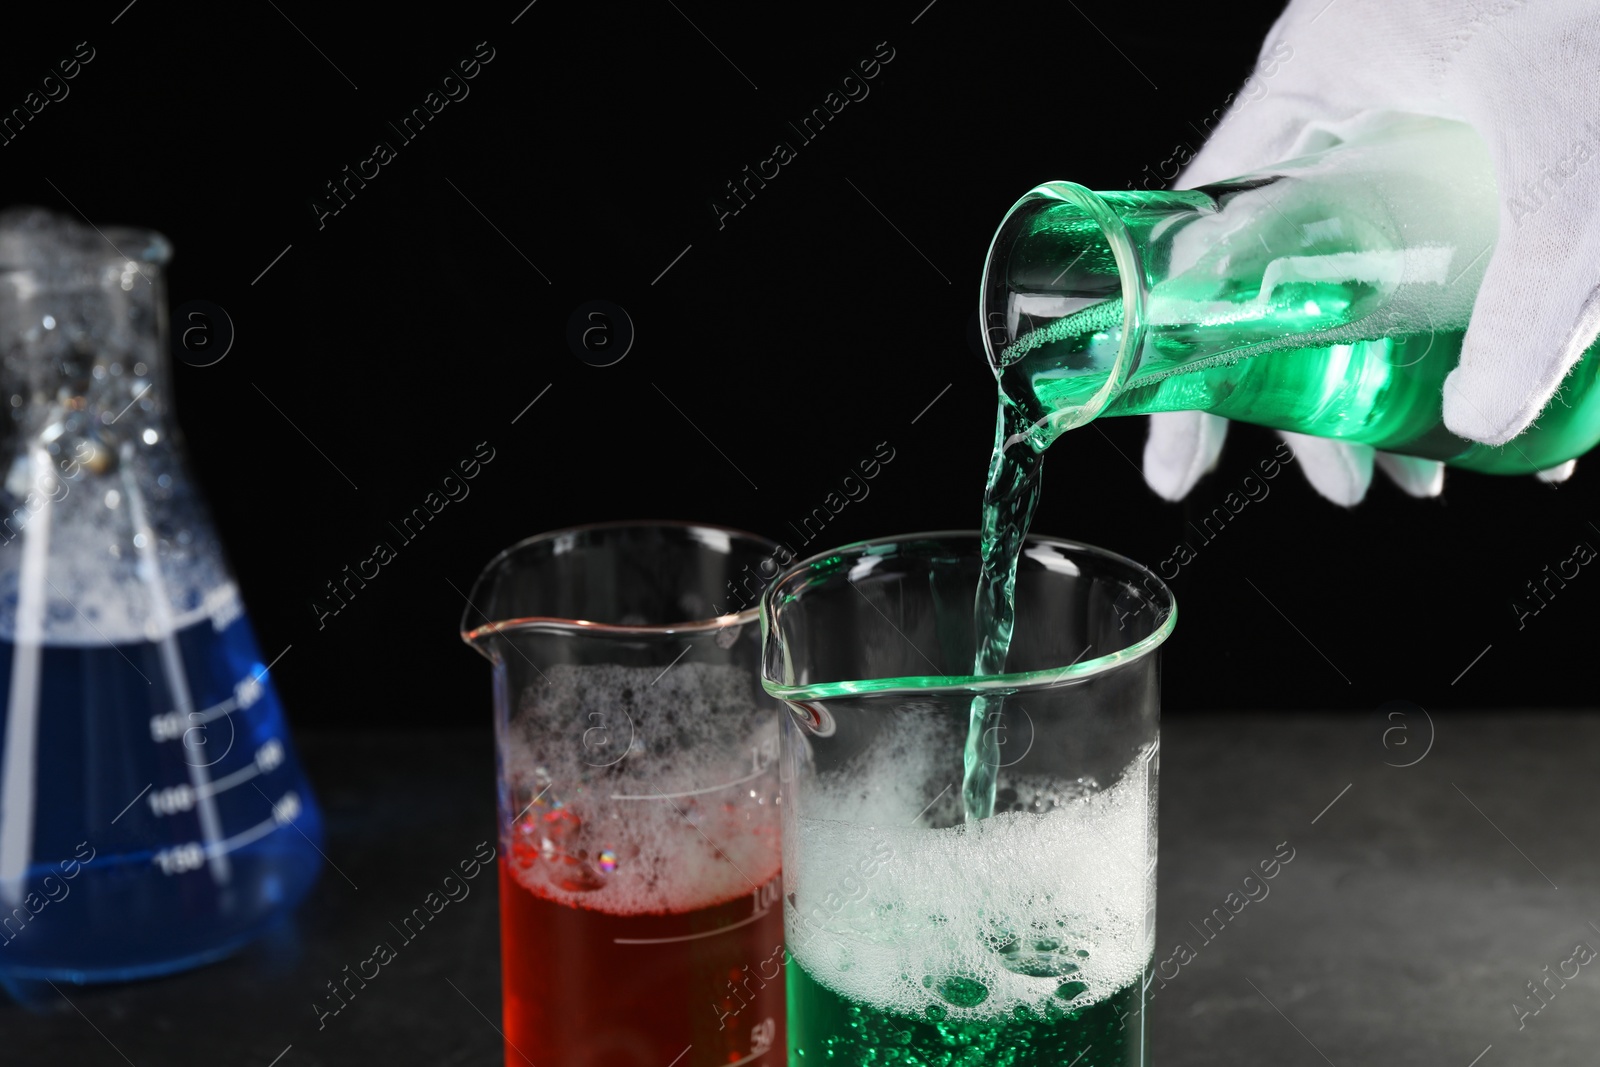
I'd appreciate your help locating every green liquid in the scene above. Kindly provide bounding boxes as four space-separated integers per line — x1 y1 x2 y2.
997 284 1600 473
787 957 1145 1067
964 401 1044 822
963 280 1600 802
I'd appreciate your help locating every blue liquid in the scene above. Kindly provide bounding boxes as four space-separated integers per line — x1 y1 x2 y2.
0 609 323 984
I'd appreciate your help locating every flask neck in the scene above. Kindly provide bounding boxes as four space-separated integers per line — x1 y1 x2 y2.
980 117 1504 456
0 209 175 471
981 182 1155 452
0 209 232 649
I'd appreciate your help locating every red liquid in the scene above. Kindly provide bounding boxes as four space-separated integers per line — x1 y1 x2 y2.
499 859 786 1067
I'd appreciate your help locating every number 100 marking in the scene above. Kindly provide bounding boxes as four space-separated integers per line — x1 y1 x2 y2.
751 876 781 915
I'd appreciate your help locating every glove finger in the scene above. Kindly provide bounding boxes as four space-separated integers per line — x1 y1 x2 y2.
1374 452 1444 498
1444 40 1600 446
1443 235 1600 446
1536 460 1576 484
1277 430 1373 507
1143 411 1227 502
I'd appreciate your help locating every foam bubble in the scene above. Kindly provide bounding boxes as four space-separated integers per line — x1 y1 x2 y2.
502 661 782 916
0 508 235 645
787 746 1155 1021
802 701 963 829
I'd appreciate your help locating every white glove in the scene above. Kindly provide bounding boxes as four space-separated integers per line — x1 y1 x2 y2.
1144 0 1600 506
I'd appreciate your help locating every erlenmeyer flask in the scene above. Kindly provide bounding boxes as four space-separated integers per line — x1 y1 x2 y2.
0 207 322 988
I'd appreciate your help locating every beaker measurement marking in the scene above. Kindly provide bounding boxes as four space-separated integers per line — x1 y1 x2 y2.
151 791 300 874
211 792 300 854
207 809 278 854
751 878 781 914
145 741 285 815
610 765 768 801
196 752 265 797
192 697 236 723
147 672 267 742
149 697 234 740
613 907 772 945
152 842 206 876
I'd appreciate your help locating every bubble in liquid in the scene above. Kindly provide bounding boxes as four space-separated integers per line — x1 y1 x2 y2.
924 975 989 1008
984 916 1085 978
999 940 1081 978
539 806 582 856
550 856 605 892
511 807 544 869
514 803 604 892
1054 980 1089 1001
597 849 618 873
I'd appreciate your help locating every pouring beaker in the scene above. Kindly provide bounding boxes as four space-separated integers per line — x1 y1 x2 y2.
761 531 1174 1066
981 112 1600 472
462 521 788 1067
0 207 323 988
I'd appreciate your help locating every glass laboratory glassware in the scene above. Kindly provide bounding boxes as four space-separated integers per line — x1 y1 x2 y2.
762 532 1174 1066
982 112 1600 473
462 521 788 1067
0 207 323 989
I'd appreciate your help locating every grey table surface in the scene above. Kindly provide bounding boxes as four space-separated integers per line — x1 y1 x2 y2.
4 714 1596 1066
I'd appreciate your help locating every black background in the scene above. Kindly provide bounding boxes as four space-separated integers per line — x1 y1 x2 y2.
0 0 1590 728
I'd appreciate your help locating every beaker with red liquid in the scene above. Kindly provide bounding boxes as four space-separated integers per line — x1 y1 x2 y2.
463 523 787 1067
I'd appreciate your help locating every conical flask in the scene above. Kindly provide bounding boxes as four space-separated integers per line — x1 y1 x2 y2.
0 207 322 987
981 113 1600 473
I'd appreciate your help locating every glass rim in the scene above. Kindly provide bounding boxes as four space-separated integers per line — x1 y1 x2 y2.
760 529 1176 701
0 214 172 273
980 180 1149 440
459 519 782 643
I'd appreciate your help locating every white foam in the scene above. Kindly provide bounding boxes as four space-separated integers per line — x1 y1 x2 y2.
787 747 1155 1020
0 524 236 643
804 701 963 829
0 463 235 646
502 661 782 916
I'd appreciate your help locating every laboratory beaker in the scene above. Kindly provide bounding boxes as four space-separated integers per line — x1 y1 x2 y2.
462 521 789 1067
0 207 323 987
982 112 1600 472
761 532 1174 1066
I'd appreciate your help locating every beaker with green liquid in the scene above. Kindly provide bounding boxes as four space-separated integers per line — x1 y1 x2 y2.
762 532 1173 1066
981 112 1600 473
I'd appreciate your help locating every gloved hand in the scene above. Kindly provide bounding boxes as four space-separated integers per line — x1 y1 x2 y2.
1144 0 1600 506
